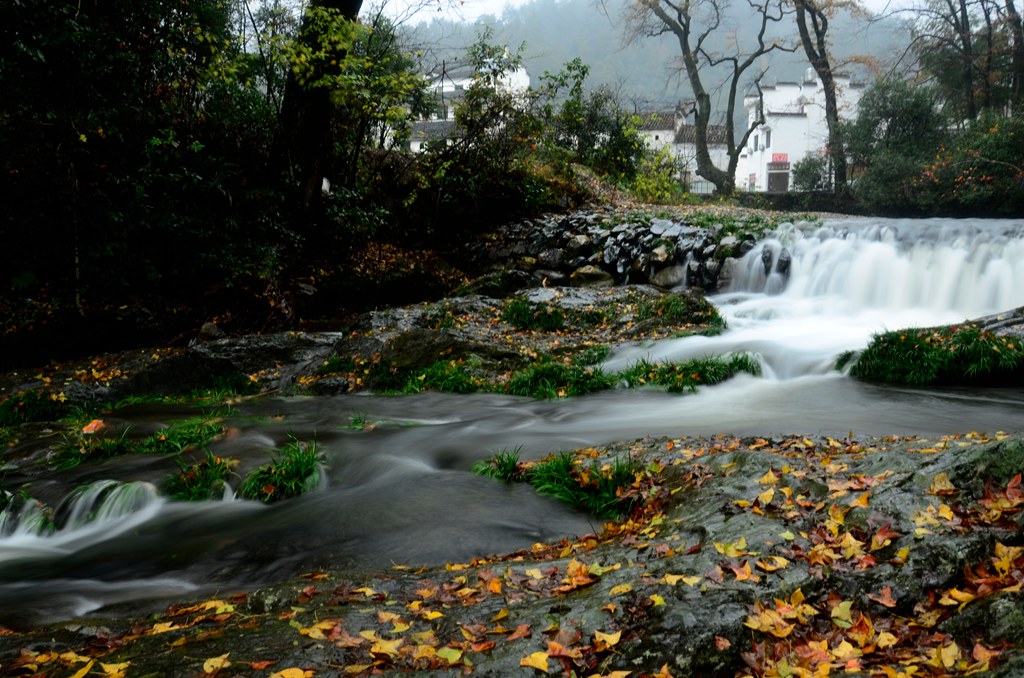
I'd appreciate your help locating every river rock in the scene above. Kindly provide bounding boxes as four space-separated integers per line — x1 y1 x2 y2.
650 264 687 288
570 265 615 288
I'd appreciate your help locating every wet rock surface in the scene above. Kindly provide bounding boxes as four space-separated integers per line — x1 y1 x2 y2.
1 431 1022 676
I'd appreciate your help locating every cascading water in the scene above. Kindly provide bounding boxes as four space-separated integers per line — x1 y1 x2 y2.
2 216 1024 625
605 217 1024 380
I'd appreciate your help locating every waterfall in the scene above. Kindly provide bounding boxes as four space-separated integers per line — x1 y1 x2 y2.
608 218 1024 380
0 480 164 564
725 218 1024 318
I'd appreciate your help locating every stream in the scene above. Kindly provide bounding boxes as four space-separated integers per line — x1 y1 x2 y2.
2 216 1024 625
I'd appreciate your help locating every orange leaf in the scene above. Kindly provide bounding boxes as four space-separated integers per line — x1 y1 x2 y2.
867 587 897 608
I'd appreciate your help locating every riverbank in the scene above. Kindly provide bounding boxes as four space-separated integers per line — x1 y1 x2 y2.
2 208 1024 677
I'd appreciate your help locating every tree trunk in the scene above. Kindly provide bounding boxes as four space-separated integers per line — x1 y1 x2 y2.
276 0 363 216
793 0 847 192
1008 0 1024 109
956 0 978 119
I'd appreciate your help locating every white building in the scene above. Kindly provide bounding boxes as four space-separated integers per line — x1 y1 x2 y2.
637 105 730 195
408 59 531 152
738 68 864 192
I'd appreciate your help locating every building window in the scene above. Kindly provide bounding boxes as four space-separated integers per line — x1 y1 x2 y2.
765 129 771 148
753 134 759 151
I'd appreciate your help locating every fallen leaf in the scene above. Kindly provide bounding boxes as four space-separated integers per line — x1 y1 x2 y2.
520 651 549 671
203 653 231 674
594 629 621 651
867 587 897 608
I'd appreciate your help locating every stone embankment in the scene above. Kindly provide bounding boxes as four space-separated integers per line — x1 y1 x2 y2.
469 209 796 292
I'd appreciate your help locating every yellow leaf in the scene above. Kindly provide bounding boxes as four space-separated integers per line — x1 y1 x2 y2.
662 573 700 587
594 629 622 650
831 600 854 628
713 535 748 557
876 632 898 649
342 667 372 675
929 472 957 494
831 640 862 660
203 653 231 674
370 637 404 658
100 662 131 678
520 651 549 671
437 648 463 664
421 609 444 620
757 487 775 505
756 556 790 572
649 594 666 606
610 583 634 595
491 608 509 622
758 470 779 485
938 504 955 521
353 586 376 597
851 492 871 508
69 661 95 678
150 621 181 634
271 670 311 678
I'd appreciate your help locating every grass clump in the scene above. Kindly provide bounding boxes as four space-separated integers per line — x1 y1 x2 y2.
404 359 481 394
0 390 70 426
851 324 1024 385
53 414 226 468
240 436 323 504
501 298 566 331
571 344 611 367
507 358 615 399
619 354 761 393
163 451 236 501
471 447 525 481
317 354 357 375
635 293 726 333
473 449 643 519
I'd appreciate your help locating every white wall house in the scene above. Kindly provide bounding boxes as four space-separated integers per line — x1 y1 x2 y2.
408 60 531 153
637 105 730 195
737 69 864 192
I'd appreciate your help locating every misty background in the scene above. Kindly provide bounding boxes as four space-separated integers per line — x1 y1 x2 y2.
390 0 908 112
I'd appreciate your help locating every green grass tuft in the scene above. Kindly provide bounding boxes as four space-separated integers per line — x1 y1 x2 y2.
501 298 566 331
240 436 323 504
619 354 761 393
507 359 616 399
163 451 235 501
471 448 524 481
851 324 1024 385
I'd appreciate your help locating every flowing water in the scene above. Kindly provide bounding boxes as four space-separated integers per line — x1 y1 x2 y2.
3 216 1024 624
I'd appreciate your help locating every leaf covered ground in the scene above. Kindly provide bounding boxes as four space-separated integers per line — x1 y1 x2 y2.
2 430 1022 677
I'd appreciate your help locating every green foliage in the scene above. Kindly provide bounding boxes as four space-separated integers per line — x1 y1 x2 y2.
842 78 949 212
471 448 525 481
619 354 761 393
792 152 832 192
403 360 482 395
850 324 1024 385
502 298 566 331
527 452 642 519
163 451 235 501
507 359 616 399
317 354 358 375
629 147 687 203
473 448 641 518
571 344 611 366
0 390 70 426
54 415 225 468
913 111 1024 215
240 436 323 504
636 293 726 331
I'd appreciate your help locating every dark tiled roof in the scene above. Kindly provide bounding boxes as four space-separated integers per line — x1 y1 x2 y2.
410 119 460 141
675 124 729 146
638 111 675 131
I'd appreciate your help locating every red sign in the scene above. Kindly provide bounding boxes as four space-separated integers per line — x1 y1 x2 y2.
772 153 789 163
